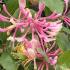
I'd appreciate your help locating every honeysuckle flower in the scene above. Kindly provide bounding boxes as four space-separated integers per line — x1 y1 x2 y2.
0 0 62 44
36 20 62 42
4 0 62 44
0 0 63 70
3 4 11 16
36 48 61 70
16 0 62 43
44 0 70 26
45 0 70 26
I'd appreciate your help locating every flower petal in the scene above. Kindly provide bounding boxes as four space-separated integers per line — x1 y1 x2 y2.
64 0 69 14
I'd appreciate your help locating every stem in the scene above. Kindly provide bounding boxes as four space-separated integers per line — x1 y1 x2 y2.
46 63 49 70
34 58 37 70
24 59 31 66
38 63 42 70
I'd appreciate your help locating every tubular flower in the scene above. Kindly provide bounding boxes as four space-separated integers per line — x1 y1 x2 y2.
0 0 63 70
0 0 62 42
11 0 62 43
45 0 70 26
6 0 62 43
36 48 61 70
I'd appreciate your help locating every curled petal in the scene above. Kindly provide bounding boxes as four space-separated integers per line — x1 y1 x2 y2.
0 28 7 32
46 63 49 70
46 12 61 19
3 4 11 16
35 3 45 18
0 14 9 22
49 56 58 65
19 0 27 16
19 0 26 9
36 20 62 42
64 0 69 14
63 16 70 26
39 3 45 13
48 21 62 32
38 63 43 70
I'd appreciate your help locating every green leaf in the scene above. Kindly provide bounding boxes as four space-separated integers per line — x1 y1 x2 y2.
55 65 61 70
0 53 18 70
55 64 70 70
18 65 24 70
0 22 10 43
26 0 31 8
58 51 70 68
6 0 19 14
13 9 19 18
25 61 34 70
12 53 26 61
56 33 70 51
3 0 8 3
30 9 36 17
44 7 52 16
62 26 70 34
39 0 64 13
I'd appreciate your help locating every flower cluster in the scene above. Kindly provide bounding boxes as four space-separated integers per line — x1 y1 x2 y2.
0 0 69 70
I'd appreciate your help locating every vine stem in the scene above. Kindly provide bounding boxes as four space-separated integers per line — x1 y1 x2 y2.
34 58 37 70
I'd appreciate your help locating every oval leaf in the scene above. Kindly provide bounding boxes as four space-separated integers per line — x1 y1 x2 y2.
39 0 64 13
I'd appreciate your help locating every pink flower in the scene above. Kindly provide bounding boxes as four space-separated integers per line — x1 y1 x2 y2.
36 48 60 70
34 20 62 42
0 1 62 69
0 0 62 44
45 0 70 26
3 0 62 44
0 0 62 54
